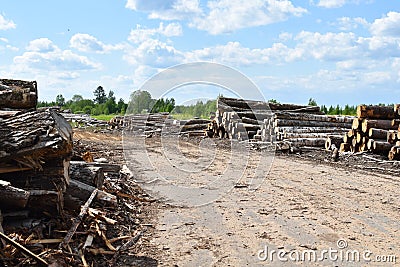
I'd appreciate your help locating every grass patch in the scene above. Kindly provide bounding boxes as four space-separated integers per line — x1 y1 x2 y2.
92 114 116 121
171 113 207 120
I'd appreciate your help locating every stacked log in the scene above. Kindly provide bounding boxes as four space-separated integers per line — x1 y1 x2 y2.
61 112 109 128
0 107 73 214
110 113 210 137
339 105 400 157
109 112 172 133
0 79 37 110
210 97 352 149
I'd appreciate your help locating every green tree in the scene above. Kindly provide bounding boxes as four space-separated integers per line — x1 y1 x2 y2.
308 98 317 106
72 94 83 102
127 90 152 114
94 86 107 104
55 94 65 106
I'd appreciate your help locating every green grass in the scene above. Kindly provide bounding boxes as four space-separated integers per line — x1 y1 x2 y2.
92 114 116 121
171 113 208 120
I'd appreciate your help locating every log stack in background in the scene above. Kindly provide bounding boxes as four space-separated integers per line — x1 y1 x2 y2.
339 105 400 159
208 97 353 149
110 112 210 137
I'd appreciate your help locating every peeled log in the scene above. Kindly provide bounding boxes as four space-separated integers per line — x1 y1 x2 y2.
368 128 388 140
0 180 30 209
325 135 344 150
357 105 397 119
361 119 397 132
0 79 37 110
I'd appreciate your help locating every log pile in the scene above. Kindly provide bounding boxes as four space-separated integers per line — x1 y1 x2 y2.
61 112 109 129
208 97 353 149
110 112 210 137
109 112 171 133
338 104 400 160
0 79 73 215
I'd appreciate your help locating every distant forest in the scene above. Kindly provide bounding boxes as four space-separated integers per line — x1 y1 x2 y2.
37 87 393 119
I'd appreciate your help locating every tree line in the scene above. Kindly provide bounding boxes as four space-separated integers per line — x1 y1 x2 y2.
37 89 392 119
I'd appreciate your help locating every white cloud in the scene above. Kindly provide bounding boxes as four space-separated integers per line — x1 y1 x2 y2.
294 31 360 61
0 14 16 30
69 33 125 53
334 17 368 31
14 38 101 71
128 22 182 44
312 0 346 8
370 12 400 37
26 38 57 52
125 0 201 20
191 0 307 35
124 38 184 68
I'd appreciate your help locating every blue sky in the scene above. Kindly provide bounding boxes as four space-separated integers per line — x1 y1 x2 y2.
0 0 399 106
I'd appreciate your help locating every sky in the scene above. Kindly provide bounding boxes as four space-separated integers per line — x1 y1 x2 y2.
0 0 400 106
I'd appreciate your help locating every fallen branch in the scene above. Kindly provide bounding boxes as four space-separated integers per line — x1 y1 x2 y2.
0 231 48 266
59 189 98 249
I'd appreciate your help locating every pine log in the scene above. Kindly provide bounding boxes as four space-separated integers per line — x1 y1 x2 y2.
361 119 397 132
285 132 337 139
65 179 117 206
339 142 350 152
372 140 392 154
391 119 400 127
0 79 37 110
180 119 210 126
368 128 388 140
388 146 400 160
273 119 351 128
218 97 322 113
274 112 354 123
69 161 121 173
276 127 348 134
387 130 398 144
357 105 397 119
180 124 208 132
325 135 344 150
287 138 326 147
69 163 104 188
0 180 30 209
352 118 362 130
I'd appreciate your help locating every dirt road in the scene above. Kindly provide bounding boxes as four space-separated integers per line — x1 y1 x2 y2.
76 131 399 266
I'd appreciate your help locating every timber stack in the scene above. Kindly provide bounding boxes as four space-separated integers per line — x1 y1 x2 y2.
110 113 210 137
208 97 353 149
61 112 109 129
338 104 400 160
0 79 73 215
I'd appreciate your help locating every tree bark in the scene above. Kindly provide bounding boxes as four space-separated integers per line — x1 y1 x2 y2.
0 180 30 209
368 128 388 140
361 119 397 132
274 112 354 123
0 79 37 110
69 163 104 188
274 119 351 128
357 105 398 119
325 135 344 150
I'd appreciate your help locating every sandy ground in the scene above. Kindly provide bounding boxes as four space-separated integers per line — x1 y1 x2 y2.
76 130 399 266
